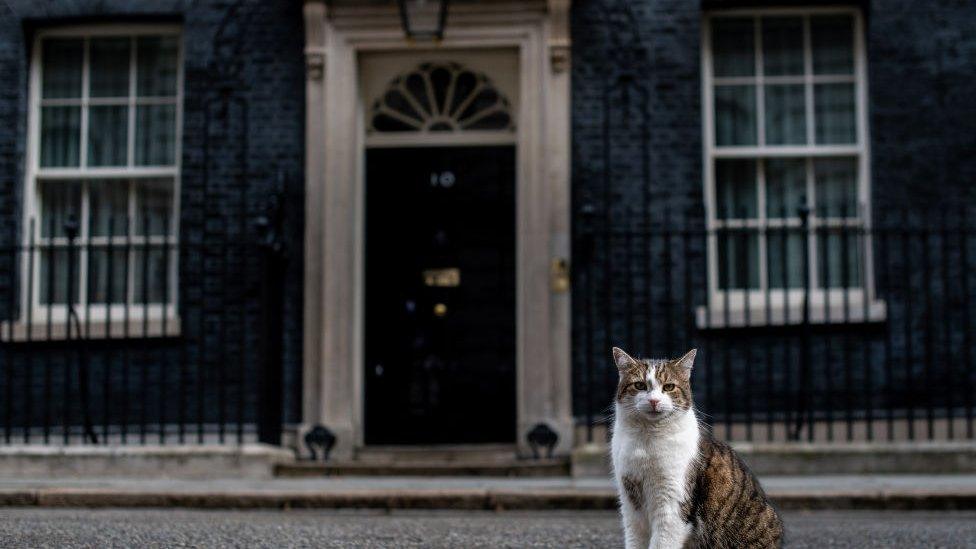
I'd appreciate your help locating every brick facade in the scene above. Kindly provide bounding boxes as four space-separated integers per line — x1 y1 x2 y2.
0 0 973 440
0 0 306 434
570 0 976 424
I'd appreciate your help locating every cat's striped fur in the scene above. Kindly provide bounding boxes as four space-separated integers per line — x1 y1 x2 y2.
611 347 783 549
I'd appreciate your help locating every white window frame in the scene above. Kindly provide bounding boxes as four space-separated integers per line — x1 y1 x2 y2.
17 24 183 334
700 7 885 328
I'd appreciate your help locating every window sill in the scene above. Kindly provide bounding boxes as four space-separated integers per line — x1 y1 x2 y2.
0 317 181 342
696 300 887 330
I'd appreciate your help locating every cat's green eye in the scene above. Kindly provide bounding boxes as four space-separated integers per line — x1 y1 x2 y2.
663 383 676 392
633 381 647 391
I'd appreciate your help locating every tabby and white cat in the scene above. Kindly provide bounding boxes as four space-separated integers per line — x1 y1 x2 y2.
610 347 783 549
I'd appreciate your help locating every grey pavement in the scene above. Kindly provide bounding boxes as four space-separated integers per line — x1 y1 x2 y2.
3 474 976 495
0 509 974 548
3 475 976 512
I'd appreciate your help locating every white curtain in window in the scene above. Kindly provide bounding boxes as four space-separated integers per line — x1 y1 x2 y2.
88 105 128 166
712 18 754 77
814 83 856 144
765 84 806 145
40 106 81 167
41 39 82 99
135 179 172 236
39 180 81 237
716 160 757 219
89 37 130 97
135 105 176 166
715 86 757 146
811 16 855 74
762 17 803 76
136 36 178 96
89 179 129 236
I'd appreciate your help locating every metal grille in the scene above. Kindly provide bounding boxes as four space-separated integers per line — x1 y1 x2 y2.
0 183 287 446
574 209 976 443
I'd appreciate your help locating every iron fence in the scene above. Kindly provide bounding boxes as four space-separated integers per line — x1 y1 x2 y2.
574 207 975 443
0 202 286 446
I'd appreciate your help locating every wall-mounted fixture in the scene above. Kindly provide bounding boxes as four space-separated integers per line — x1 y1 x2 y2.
397 0 450 41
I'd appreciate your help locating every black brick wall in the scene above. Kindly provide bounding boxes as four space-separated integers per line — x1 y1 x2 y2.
1 0 974 440
867 0 976 212
0 0 305 435
570 0 976 427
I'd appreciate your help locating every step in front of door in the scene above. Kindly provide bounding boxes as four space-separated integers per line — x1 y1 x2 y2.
274 458 570 478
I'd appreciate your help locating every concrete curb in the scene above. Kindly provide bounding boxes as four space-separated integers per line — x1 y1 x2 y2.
572 442 976 477
0 444 293 479
276 459 571 477
2 488 975 511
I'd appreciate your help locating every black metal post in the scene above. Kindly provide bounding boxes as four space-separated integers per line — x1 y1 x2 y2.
962 209 973 439
64 216 77 445
780 204 793 439
24 219 35 443
901 210 915 440
255 184 287 446
65 215 97 445
795 202 812 441
3 240 13 443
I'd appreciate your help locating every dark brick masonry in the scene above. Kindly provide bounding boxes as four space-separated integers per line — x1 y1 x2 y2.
0 0 974 439
570 0 976 424
0 0 306 433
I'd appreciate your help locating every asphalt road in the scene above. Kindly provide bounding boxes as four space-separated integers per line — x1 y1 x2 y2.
0 509 974 548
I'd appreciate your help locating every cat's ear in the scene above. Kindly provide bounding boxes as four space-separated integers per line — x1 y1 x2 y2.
612 347 637 371
674 349 698 375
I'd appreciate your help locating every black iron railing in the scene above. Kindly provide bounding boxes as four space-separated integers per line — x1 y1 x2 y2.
574 207 975 443
0 205 286 446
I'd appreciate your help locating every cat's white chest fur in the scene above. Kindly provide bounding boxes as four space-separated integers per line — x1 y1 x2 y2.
612 409 700 549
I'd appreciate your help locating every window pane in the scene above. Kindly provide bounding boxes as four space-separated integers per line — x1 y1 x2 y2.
135 179 173 236
717 229 760 290
767 229 805 289
39 180 81 238
811 15 855 75
814 83 856 144
39 248 80 305
134 105 176 165
41 39 83 99
88 105 129 167
764 84 807 145
761 17 804 76
40 106 81 167
715 159 757 219
814 157 858 217
90 180 129 237
133 248 169 304
714 85 757 146
712 18 755 77
819 230 861 288
88 248 128 304
90 37 131 97
766 158 806 218
136 36 178 96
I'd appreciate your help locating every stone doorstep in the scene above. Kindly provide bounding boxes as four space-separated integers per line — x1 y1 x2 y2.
571 441 976 477
353 444 521 463
3 441 974 479
275 459 570 478
0 444 294 479
1 487 976 511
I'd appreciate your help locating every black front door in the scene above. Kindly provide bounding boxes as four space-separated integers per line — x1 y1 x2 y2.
364 146 516 445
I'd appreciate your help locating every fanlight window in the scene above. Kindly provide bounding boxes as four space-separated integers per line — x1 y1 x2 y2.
369 62 514 133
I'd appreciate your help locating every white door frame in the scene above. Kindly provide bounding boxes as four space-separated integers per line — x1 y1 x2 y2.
302 0 572 459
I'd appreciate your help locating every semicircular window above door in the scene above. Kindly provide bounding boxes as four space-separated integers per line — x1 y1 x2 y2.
369 62 515 133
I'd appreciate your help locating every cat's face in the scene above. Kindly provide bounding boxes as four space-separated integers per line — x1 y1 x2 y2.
613 347 696 423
